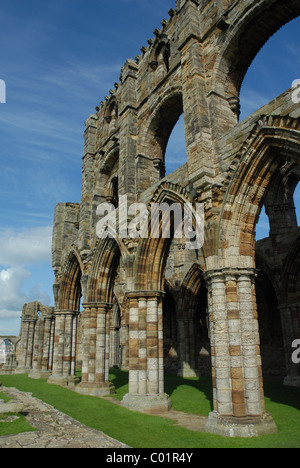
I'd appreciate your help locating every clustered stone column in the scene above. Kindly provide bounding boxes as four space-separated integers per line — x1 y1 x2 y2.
121 291 171 412
16 305 55 377
120 323 129 369
15 317 37 374
76 303 115 397
48 310 79 387
110 326 120 368
29 315 54 379
205 268 277 437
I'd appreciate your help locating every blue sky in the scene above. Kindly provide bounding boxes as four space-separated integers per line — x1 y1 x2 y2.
0 0 299 335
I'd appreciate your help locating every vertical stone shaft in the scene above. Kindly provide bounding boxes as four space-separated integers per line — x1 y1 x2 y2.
122 292 170 412
206 269 266 418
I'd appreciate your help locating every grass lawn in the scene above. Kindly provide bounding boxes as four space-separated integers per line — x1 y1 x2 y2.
0 371 299 448
0 390 36 437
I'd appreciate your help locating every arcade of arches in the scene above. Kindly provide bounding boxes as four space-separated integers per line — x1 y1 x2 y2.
10 0 300 438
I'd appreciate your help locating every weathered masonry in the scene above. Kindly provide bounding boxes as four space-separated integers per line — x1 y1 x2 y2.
14 0 300 437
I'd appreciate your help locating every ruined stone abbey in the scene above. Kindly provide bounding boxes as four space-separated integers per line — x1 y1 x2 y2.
7 0 300 437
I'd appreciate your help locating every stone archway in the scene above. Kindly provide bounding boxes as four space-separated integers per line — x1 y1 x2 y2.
48 250 83 386
76 237 122 397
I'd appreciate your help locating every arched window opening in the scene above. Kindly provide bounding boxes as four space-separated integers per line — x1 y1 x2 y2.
164 114 187 176
256 206 270 241
256 176 300 241
147 93 184 183
110 176 119 207
240 17 300 121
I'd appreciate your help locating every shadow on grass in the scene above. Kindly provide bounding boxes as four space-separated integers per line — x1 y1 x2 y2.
109 369 300 416
263 379 300 412
108 369 214 415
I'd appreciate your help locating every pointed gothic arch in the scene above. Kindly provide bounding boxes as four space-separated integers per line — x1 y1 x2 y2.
87 236 122 304
134 183 201 292
218 116 300 266
57 249 83 311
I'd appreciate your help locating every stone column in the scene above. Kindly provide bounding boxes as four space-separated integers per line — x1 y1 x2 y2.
30 318 42 376
48 318 55 372
110 327 120 368
29 317 46 379
280 305 300 387
120 324 129 369
28 315 53 379
75 303 115 397
121 291 171 413
177 318 198 378
205 268 277 438
48 310 79 387
42 316 53 375
15 318 36 373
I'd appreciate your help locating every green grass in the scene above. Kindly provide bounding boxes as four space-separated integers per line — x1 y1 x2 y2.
0 390 36 437
0 390 12 403
0 371 299 448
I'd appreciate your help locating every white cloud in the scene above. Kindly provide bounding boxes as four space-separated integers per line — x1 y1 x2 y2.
0 226 52 267
0 226 53 336
0 266 30 313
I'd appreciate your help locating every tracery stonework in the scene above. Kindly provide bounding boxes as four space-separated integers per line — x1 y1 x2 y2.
15 0 300 437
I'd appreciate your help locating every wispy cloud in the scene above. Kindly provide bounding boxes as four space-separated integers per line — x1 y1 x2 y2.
0 226 53 335
240 88 272 121
0 226 52 267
